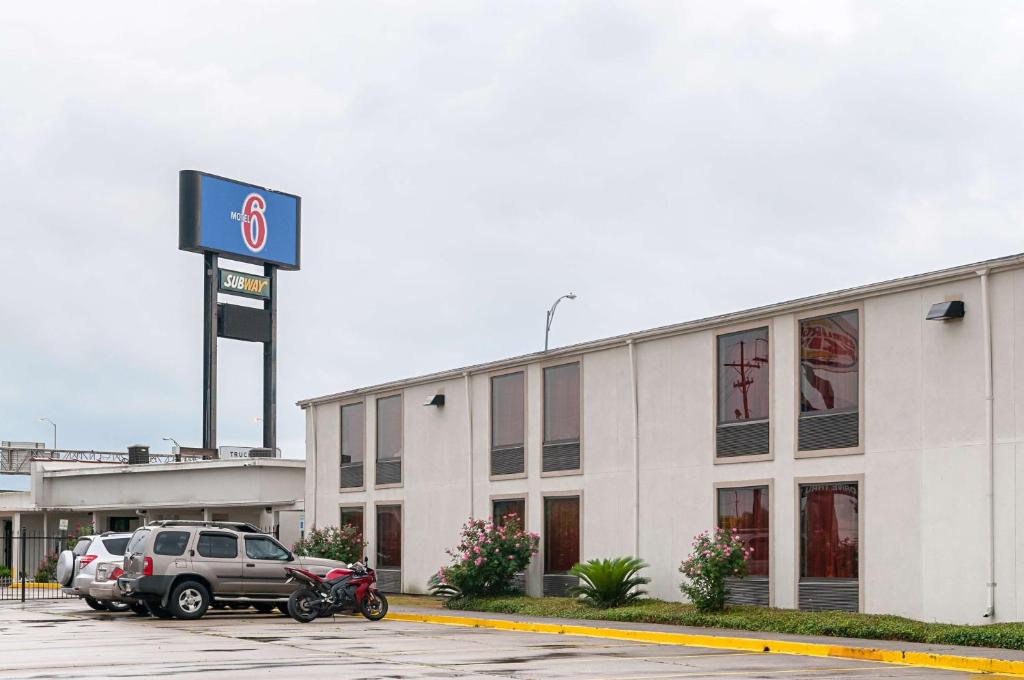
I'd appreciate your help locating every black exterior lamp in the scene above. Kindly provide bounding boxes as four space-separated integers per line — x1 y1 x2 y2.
424 392 445 407
926 300 965 321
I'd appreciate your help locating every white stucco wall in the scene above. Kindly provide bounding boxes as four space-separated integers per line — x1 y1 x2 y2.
302 261 1024 624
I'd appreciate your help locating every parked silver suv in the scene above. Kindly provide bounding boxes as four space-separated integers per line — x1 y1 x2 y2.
117 521 345 619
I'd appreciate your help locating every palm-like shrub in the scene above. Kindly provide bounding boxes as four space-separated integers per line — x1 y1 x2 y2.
568 556 650 608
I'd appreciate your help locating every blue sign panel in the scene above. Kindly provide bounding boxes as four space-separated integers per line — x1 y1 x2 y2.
179 170 301 270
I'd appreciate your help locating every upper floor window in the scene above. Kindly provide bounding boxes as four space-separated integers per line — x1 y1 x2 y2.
542 363 581 473
491 372 525 476
800 311 859 415
718 328 769 424
376 395 402 462
798 310 860 452
543 363 580 444
341 403 365 465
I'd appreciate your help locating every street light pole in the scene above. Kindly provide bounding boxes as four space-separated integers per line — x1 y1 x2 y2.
38 417 57 450
544 292 577 352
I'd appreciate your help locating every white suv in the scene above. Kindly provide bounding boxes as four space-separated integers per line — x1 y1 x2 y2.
56 532 133 612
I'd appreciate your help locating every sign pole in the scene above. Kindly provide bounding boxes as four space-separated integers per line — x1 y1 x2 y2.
262 264 277 451
203 253 219 449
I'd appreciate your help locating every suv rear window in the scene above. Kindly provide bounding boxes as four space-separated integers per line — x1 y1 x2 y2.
126 529 150 554
152 531 190 556
197 533 238 559
72 538 92 557
100 537 130 556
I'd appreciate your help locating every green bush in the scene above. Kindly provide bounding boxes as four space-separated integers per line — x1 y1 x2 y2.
0 565 11 581
679 527 750 612
569 557 650 608
430 514 538 599
292 525 366 564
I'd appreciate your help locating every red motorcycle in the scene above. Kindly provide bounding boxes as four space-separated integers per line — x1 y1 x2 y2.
284 559 388 623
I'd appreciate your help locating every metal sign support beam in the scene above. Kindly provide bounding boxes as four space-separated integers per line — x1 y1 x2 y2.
263 264 277 451
203 253 218 449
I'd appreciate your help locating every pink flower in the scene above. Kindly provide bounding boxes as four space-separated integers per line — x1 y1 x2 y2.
474 557 484 566
462 552 470 560
473 545 481 554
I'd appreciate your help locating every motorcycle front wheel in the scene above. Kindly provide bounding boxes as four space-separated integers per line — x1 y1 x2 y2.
288 588 321 623
359 591 388 621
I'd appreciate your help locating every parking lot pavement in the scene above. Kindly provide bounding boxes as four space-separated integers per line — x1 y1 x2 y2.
0 600 982 679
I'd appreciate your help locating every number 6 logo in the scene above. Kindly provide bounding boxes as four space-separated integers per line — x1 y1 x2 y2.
241 193 267 253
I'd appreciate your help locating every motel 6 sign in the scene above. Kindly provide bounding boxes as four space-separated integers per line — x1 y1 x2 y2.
179 170 301 270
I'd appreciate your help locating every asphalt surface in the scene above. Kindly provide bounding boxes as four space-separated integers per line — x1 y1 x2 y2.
0 599 986 679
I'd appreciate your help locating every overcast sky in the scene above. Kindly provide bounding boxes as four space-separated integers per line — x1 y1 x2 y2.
2 1 1023 457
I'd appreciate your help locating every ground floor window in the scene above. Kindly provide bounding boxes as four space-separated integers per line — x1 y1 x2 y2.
798 481 859 611
376 505 402 569
108 517 134 533
340 506 364 539
717 485 769 576
493 498 525 528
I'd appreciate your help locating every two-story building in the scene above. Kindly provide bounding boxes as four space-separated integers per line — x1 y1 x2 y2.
298 252 1024 624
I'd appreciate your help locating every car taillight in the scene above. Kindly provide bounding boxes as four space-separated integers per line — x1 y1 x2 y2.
79 555 97 567
111 567 124 580
143 557 153 576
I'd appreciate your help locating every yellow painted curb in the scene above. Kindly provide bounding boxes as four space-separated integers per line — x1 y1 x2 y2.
386 612 1024 677
0 582 61 589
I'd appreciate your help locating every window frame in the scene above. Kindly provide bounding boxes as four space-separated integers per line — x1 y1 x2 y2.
540 358 584 478
244 534 291 561
541 490 583 575
793 303 865 458
490 494 527 530
712 320 774 464
374 393 404 489
196 531 239 559
489 368 528 481
339 399 366 493
152 530 191 557
792 474 865 612
339 503 366 551
713 479 774 606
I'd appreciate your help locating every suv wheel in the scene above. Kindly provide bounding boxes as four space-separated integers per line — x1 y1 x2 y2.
145 601 175 619
169 581 210 620
83 597 106 611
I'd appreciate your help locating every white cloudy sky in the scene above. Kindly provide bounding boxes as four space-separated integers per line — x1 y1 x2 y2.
2 1 1023 457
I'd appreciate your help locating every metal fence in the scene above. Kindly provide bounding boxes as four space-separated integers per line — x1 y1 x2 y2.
0 531 75 602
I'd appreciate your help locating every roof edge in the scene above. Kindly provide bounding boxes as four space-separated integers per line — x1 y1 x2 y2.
298 251 1024 408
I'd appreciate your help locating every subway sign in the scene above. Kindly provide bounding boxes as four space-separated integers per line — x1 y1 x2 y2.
218 269 271 300
179 170 301 270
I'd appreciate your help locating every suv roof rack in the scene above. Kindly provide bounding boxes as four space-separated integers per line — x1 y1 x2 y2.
145 520 264 533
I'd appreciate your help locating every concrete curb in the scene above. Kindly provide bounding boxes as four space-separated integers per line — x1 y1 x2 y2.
386 612 1024 677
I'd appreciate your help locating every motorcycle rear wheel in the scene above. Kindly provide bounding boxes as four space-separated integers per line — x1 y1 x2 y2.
288 588 321 623
360 591 388 621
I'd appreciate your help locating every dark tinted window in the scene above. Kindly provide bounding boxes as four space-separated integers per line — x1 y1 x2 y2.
718 327 769 424
72 538 92 557
544 496 579 573
245 536 290 561
544 363 580 444
376 505 402 568
800 310 859 414
493 499 526 528
100 538 130 556
491 372 525 450
126 529 150 554
197 533 238 559
152 531 190 556
341 402 365 465
376 396 402 461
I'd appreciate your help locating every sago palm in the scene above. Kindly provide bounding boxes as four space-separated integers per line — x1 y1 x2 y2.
568 556 650 608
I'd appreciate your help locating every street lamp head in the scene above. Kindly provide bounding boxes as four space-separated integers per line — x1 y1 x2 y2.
566 292 577 300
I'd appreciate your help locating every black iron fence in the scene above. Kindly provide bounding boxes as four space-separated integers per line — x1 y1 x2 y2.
0 530 75 602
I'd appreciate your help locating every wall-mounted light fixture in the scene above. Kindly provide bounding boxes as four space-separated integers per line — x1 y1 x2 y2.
424 392 445 407
926 300 965 321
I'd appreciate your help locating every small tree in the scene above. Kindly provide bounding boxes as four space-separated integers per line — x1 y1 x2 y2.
292 525 366 564
429 514 538 599
679 527 751 612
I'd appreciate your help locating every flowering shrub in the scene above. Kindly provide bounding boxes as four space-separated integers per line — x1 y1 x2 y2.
679 527 751 612
35 552 59 583
429 514 538 599
292 525 366 564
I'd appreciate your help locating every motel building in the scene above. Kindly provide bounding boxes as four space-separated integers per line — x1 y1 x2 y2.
299 252 1024 625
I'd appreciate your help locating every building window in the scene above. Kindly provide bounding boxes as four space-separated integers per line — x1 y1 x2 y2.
798 310 860 451
716 327 770 458
376 505 402 593
491 372 525 476
376 395 402 485
340 402 364 488
543 496 580 596
493 498 526 528
542 363 581 473
798 481 859 611
340 506 364 541
717 485 770 606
